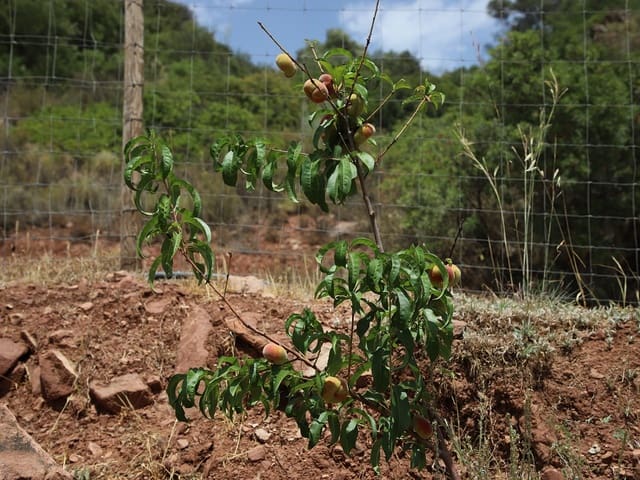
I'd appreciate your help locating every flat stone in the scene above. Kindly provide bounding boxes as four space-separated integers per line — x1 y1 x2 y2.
254 428 271 443
0 404 73 479
541 467 565 480
247 445 266 462
89 373 153 414
39 349 77 403
175 305 213 373
144 296 174 315
0 338 28 377
87 441 103 458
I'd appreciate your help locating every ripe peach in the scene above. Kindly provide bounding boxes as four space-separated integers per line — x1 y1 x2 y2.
303 79 329 103
275 53 297 78
262 342 288 365
321 376 349 403
318 73 337 97
450 263 461 287
413 415 433 439
353 123 376 145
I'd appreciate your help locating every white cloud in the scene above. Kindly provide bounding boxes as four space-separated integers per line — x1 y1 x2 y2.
339 0 502 72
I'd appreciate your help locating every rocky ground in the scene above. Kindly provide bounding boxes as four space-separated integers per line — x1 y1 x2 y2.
0 225 639 479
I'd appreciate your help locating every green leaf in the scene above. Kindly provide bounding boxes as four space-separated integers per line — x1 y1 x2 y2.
327 411 341 444
262 157 284 193
391 385 411 435
371 347 390 392
300 156 328 211
160 144 173 179
370 438 382 474
356 151 375 173
327 156 357 204
411 444 427 470
322 47 353 61
166 374 187 422
221 150 239 186
308 418 326 449
147 256 162 286
285 142 302 203
334 240 348 267
183 215 212 243
340 419 358 454
136 216 160 257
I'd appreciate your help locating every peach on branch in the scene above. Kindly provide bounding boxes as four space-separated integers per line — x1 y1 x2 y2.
429 260 461 289
262 342 288 365
320 376 349 403
318 73 337 97
275 53 297 77
412 415 433 439
346 93 364 117
353 122 376 145
303 78 329 103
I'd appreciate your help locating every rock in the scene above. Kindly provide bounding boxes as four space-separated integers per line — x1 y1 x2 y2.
0 404 73 479
39 349 77 403
144 296 174 315
453 319 467 339
175 305 213 373
20 330 38 352
247 445 266 462
177 438 189 450
541 467 565 480
78 302 93 312
303 342 331 378
254 428 271 443
89 373 154 414
87 441 103 458
30 366 42 396
0 338 29 377
47 330 77 348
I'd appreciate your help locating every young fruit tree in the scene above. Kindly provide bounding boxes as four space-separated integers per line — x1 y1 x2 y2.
124 2 461 477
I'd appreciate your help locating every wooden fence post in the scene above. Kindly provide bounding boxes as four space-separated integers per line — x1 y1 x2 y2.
120 0 144 270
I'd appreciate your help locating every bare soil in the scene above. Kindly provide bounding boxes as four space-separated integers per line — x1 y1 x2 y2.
1 225 639 479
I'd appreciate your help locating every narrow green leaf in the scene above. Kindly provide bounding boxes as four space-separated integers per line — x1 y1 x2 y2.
327 157 357 204
166 374 188 422
327 411 341 445
160 144 173 179
221 150 239 186
136 216 160 257
340 419 359 455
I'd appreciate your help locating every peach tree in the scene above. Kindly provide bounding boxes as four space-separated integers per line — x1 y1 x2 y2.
124 15 461 478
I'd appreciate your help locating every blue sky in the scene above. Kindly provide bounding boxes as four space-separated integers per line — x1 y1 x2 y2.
172 0 505 73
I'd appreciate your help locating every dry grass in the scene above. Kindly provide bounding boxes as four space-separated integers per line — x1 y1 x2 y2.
0 250 121 285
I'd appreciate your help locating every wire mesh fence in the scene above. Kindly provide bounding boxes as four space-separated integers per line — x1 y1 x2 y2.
1 0 638 304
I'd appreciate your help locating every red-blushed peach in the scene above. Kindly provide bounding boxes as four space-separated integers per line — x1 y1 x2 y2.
321 376 349 403
413 415 433 439
318 73 337 97
303 79 329 103
353 122 376 145
262 342 288 365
